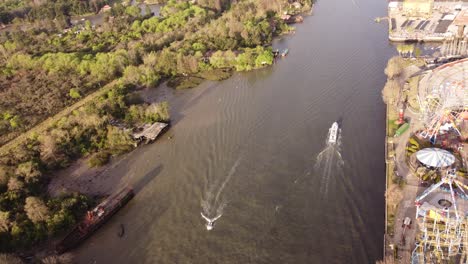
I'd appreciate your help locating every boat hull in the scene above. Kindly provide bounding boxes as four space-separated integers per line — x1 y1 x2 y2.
56 188 134 254
328 122 339 144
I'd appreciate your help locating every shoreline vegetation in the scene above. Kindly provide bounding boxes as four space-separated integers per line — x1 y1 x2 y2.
0 0 312 260
380 56 408 264
380 54 425 263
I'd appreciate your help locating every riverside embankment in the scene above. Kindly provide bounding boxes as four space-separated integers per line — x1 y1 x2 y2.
71 0 396 262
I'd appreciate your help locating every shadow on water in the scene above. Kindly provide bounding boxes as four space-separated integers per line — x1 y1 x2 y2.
337 116 344 126
132 165 163 194
168 81 220 127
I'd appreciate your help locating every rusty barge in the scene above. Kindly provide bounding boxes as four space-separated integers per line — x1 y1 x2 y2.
56 187 134 253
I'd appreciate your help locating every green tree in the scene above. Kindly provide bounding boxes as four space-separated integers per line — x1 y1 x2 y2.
192 42 206 53
69 88 81 99
144 102 170 122
209 50 236 68
105 126 135 155
15 161 42 184
125 5 141 18
9 116 20 129
46 210 74 234
255 49 273 67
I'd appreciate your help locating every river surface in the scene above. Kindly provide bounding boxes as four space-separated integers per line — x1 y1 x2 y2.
75 0 397 263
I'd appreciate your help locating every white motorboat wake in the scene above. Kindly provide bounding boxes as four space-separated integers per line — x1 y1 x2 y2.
315 122 344 197
201 157 242 231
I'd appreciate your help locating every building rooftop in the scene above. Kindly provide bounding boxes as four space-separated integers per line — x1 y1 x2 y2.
453 9 468 26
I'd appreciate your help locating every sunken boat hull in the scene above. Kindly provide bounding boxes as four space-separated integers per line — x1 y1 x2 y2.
56 187 134 254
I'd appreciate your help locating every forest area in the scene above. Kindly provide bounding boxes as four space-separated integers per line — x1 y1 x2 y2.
0 0 312 260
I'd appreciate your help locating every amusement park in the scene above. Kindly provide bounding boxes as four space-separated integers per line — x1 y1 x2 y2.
385 56 468 263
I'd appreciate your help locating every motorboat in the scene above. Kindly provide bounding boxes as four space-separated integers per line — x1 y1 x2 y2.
201 212 222 231
328 122 339 144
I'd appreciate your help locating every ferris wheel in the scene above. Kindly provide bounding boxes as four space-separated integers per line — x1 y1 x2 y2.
419 60 468 142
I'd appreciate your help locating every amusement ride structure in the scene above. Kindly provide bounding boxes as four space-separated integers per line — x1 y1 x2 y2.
419 59 468 143
412 170 468 263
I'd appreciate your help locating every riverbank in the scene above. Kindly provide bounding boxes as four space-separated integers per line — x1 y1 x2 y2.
383 57 425 262
0 1 315 257
47 83 175 198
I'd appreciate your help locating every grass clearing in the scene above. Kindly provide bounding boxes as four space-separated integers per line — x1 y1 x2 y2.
168 76 205 90
197 68 233 81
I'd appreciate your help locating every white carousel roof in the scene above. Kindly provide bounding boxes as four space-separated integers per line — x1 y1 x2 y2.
416 148 455 168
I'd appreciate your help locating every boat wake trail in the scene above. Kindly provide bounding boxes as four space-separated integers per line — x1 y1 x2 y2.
314 127 344 198
201 157 242 230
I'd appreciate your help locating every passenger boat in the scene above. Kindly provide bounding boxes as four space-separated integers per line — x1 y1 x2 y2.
328 122 339 144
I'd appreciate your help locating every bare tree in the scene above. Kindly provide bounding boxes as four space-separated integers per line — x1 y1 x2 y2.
0 165 10 187
385 56 405 79
0 254 23 264
7 177 24 192
0 211 11 232
40 134 58 163
382 80 401 106
24 196 50 223
41 253 74 264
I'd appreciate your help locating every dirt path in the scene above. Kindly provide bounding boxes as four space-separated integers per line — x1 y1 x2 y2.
47 151 134 197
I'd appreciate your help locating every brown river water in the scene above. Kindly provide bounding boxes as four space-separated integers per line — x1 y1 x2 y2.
74 0 397 262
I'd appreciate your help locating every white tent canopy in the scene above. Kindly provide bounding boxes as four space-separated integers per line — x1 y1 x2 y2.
416 148 455 168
